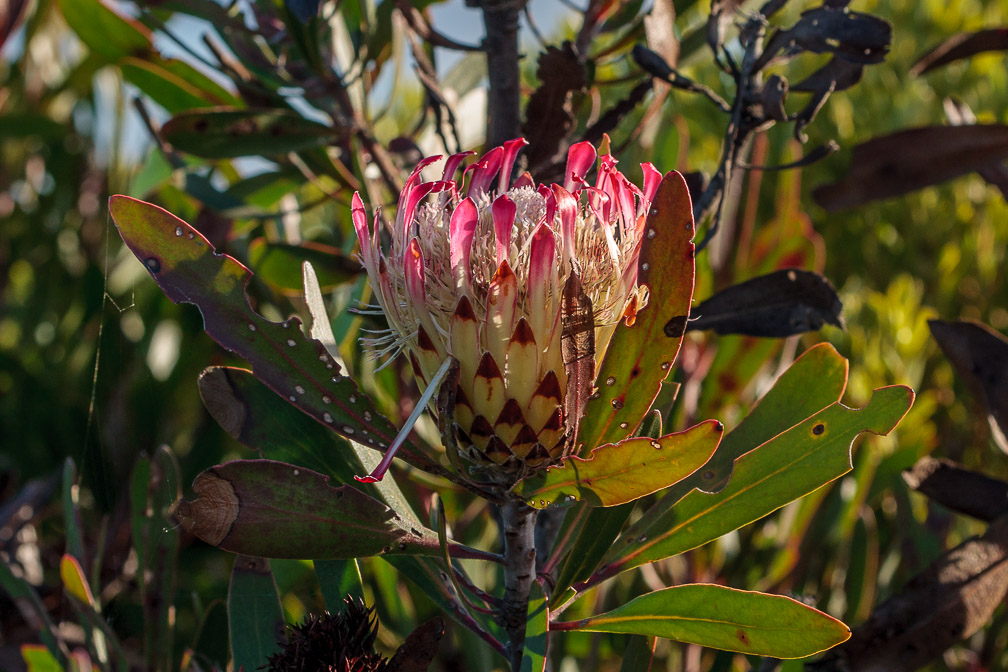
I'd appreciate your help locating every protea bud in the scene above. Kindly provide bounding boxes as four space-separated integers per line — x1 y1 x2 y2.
353 139 661 483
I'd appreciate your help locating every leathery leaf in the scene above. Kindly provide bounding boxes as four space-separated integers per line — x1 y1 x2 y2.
571 584 850 658
172 459 440 558
576 171 695 453
599 385 913 576
512 419 723 509
108 196 440 476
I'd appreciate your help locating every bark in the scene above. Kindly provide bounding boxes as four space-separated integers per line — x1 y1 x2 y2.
477 0 524 147
500 499 537 671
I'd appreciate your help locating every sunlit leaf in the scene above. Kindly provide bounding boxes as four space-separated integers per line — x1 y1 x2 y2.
119 57 242 114
578 171 695 452
20 645 63 672
59 555 94 607
519 582 548 672
513 420 722 509
572 584 850 658
57 0 151 62
173 459 440 558
600 385 913 575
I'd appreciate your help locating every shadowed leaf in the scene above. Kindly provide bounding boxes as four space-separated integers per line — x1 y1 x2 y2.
601 385 913 575
793 56 864 93
248 239 362 293
813 125 1008 211
686 268 843 337
161 108 341 159
228 556 284 672
522 43 586 171
109 195 442 477
172 459 439 558
813 517 1008 672
903 457 1008 522
578 171 695 452
514 420 722 509
389 618 445 672
911 28 1008 76
929 319 1008 453
757 6 891 69
573 584 850 658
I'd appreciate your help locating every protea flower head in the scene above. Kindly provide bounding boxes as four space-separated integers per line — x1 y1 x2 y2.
353 138 662 484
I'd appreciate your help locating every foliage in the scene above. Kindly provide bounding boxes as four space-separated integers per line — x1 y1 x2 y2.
2 0 1008 671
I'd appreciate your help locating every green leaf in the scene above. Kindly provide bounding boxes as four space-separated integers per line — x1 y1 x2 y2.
573 584 850 658
130 448 181 672
228 556 285 672
683 342 848 496
513 419 722 508
61 459 85 562
619 636 656 672
173 459 440 559
58 0 152 62
160 108 342 159
547 502 633 603
108 196 441 477
119 56 242 114
1 564 62 659
21 645 64 672
248 238 362 293
519 582 548 672
60 555 94 606
196 366 422 526
314 559 363 608
577 171 696 453
601 385 913 575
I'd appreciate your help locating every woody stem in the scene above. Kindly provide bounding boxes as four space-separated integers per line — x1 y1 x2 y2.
500 499 538 670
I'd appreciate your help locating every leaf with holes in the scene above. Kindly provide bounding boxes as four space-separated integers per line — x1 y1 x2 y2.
570 584 850 658
173 459 440 558
513 420 722 509
109 195 443 477
598 385 913 577
577 171 695 454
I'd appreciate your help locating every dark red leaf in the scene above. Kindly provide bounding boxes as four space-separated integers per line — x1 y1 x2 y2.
911 28 1008 77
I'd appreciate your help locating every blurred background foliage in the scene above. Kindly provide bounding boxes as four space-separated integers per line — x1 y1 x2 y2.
2 0 1007 670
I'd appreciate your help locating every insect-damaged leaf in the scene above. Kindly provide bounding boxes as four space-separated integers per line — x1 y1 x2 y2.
813 516 1008 672
685 268 843 337
813 125 1008 211
601 384 913 575
161 108 342 159
910 28 1008 77
572 584 850 658
929 319 1008 453
172 459 440 558
578 171 695 453
108 196 442 477
513 420 722 509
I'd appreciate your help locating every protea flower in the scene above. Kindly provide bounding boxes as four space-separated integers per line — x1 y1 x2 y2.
353 138 662 485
